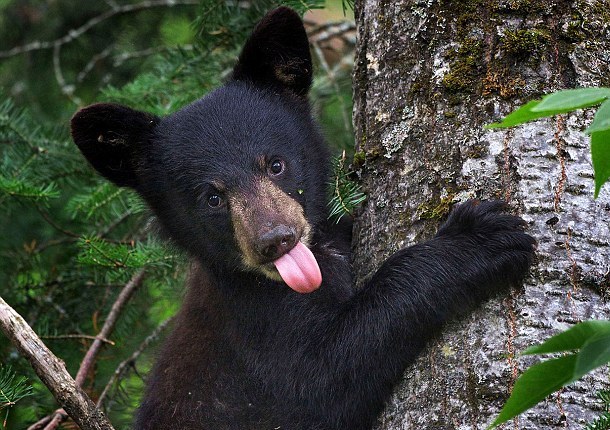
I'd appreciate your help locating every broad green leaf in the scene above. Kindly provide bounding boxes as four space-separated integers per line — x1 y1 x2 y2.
524 320 610 355
486 100 556 129
573 333 610 381
487 88 610 130
531 88 610 112
586 99 610 134
592 129 610 198
488 355 578 429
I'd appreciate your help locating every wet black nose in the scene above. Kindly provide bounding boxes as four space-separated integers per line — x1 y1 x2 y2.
257 225 297 260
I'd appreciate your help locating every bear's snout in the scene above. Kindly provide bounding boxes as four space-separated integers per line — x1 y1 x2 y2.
256 224 298 260
229 177 312 273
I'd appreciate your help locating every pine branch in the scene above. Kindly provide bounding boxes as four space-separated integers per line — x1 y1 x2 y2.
0 296 115 430
78 237 175 269
67 183 127 221
0 178 59 202
0 99 37 149
586 390 610 430
341 0 354 13
0 98 77 207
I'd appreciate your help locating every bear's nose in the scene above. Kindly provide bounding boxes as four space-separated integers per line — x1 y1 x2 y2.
257 225 297 260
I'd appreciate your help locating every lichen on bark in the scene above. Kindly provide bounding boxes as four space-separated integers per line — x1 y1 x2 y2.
352 0 610 428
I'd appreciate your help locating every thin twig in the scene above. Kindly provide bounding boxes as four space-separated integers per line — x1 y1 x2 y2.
0 0 198 59
76 45 114 83
25 414 52 430
34 237 80 254
75 270 146 386
41 334 115 346
97 316 174 410
36 208 80 238
52 42 80 104
99 209 135 238
76 44 194 84
311 42 351 133
308 21 356 43
42 412 66 430
113 45 193 67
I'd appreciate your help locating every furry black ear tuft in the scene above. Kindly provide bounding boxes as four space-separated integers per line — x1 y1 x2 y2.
232 7 313 97
71 103 158 188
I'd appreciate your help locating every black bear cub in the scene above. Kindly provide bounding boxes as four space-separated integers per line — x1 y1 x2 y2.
71 7 535 430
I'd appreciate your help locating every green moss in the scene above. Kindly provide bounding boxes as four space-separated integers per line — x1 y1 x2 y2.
353 151 366 168
591 2 610 24
360 130 367 147
367 148 381 159
352 146 382 168
441 0 482 10
410 80 424 94
491 0 546 14
464 143 487 159
482 66 525 99
441 38 484 94
500 29 550 59
564 17 587 42
417 195 455 220
448 0 480 38
446 94 463 106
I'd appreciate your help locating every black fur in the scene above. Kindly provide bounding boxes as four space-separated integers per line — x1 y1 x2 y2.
71 7 535 430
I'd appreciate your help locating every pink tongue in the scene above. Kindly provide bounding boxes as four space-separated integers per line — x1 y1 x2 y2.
273 242 322 293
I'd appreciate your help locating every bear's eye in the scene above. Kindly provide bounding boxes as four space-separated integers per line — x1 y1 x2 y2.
268 159 285 176
208 194 222 208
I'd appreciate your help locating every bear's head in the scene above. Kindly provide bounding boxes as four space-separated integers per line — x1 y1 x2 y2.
71 8 330 293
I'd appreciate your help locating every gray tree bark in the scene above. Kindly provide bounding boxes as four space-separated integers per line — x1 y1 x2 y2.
352 1 610 429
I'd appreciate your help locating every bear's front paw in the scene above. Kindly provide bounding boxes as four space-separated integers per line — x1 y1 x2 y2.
436 200 536 280
437 200 522 238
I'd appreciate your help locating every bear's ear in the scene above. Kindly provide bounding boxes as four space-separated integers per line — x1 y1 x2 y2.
71 103 159 188
232 7 312 97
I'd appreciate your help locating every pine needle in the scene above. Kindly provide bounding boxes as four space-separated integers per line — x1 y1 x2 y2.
586 390 610 430
328 151 366 223
0 366 32 411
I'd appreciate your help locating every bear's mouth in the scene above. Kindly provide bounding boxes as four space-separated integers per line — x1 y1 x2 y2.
271 241 321 293
256 240 322 294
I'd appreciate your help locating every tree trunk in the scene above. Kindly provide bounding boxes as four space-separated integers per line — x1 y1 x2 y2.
352 1 610 428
